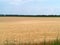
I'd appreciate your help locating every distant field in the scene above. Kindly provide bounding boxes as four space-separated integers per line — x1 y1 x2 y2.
0 17 60 45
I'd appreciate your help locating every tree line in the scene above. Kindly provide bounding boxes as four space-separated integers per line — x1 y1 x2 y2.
0 14 60 17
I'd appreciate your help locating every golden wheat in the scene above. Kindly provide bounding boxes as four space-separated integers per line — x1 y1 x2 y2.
0 17 60 45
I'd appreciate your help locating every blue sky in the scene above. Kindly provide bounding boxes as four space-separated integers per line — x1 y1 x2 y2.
0 0 60 15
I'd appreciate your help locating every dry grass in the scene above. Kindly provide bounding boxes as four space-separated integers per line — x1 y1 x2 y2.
0 17 60 45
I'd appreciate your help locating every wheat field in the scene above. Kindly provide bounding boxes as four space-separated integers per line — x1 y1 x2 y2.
0 17 60 45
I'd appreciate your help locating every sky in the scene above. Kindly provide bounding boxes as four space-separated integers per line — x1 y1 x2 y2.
0 0 60 15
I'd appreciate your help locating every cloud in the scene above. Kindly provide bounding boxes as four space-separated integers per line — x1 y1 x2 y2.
9 0 32 5
9 0 22 5
0 0 49 5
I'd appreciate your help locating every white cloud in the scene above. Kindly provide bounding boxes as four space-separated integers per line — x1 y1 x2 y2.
9 0 32 5
0 0 48 5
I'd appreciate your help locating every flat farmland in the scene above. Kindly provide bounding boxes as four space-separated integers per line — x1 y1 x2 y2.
0 17 60 44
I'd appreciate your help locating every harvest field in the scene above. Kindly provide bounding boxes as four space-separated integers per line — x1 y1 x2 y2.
0 17 60 45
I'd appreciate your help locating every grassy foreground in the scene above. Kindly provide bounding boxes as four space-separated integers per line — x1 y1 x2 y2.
3 38 60 45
